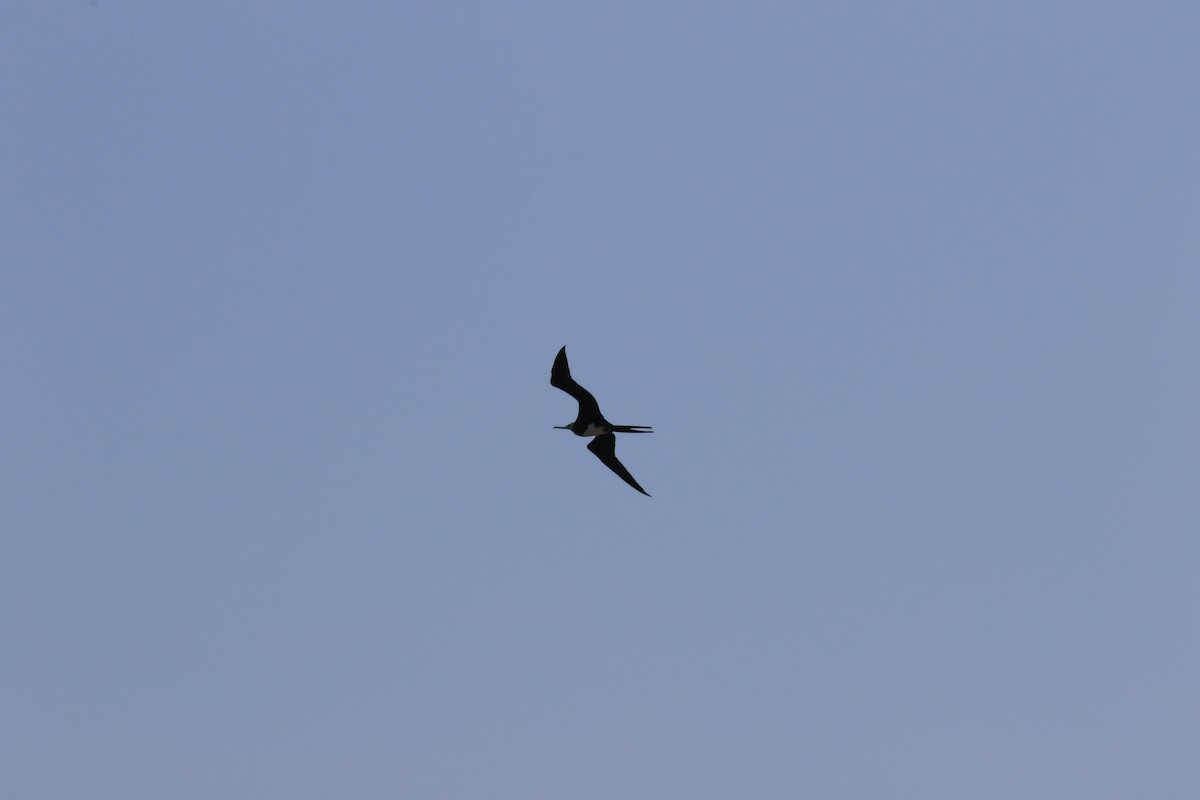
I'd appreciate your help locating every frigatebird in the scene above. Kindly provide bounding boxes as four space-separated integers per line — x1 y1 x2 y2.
551 346 653 496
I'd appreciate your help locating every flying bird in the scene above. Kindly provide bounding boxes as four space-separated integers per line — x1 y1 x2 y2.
551 346 653 496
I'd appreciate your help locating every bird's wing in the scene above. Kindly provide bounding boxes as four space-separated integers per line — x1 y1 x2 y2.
587 433 650 496
551 346 602 420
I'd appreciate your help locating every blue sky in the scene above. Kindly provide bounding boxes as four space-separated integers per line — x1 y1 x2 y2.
3 3 1197 798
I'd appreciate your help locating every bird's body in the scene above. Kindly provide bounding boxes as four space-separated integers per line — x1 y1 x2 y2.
551 346 652 495
564 421 610 437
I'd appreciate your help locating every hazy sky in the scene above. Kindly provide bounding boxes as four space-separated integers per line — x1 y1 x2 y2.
4 3 1197 798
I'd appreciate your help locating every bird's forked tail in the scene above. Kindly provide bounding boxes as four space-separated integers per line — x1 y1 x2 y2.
610 425 653 433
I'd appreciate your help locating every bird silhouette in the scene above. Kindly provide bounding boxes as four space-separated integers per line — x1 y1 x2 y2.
551 346 652 496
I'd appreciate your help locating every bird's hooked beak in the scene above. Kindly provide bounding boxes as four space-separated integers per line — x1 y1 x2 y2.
553 424 570 430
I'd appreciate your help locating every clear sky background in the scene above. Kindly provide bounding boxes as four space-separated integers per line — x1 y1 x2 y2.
3 3 1197 798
